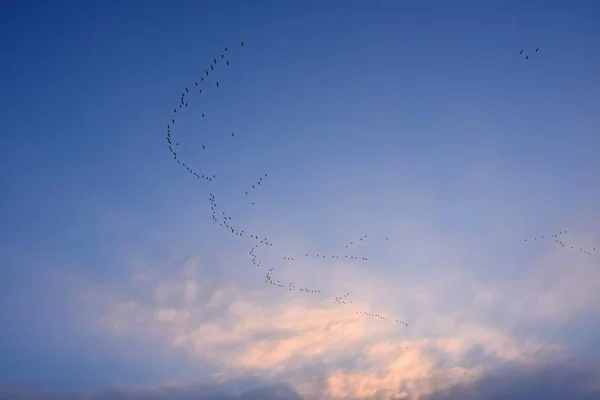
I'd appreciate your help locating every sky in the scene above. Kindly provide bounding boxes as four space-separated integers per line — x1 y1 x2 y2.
1 0 600 399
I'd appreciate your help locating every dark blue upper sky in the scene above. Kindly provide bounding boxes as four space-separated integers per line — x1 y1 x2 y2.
1 1 599 398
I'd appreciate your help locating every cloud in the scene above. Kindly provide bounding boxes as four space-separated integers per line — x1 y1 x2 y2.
2 360 599 400
0 378 304 400
421 361 600 400
73 218 600 400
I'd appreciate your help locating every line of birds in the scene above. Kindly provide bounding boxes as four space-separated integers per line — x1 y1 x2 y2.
333 292 409 327
519 46 540 60
283 254 368 261
245 174 268 206
524 230 567 240
209 191 342 295
165 41 246 183
208 188 412 325
355 310 409 327
556 240 595 256
524 230 595 256
345 234 393 248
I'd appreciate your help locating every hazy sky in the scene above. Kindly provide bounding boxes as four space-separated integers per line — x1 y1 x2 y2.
1 1 599 399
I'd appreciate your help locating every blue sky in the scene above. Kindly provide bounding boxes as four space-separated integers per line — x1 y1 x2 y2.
1 0 599 398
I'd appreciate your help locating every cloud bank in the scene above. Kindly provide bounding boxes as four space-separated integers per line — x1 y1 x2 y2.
68 222 600 400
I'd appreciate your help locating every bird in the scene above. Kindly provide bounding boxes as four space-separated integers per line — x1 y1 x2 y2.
226 61 230 66
231 132 235 137
526 55 529 60
216 81 220 88
210 65 214 71
536 47 539 52
241 41 244 47
519 49 523 55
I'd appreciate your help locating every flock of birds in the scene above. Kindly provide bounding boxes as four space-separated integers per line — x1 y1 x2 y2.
245 174 268 206
163 41 597 373
163 40 412 330
524 230 596 256
164 43 246 182
519 46 540 60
